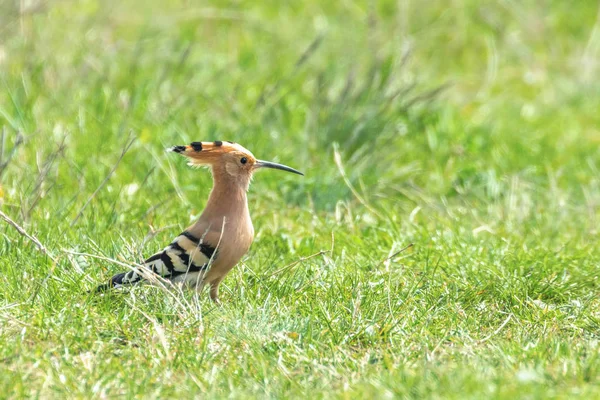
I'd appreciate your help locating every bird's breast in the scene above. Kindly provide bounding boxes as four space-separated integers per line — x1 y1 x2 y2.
206 211 253 272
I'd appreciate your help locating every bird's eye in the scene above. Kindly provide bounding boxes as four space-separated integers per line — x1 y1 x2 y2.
240 157 248 165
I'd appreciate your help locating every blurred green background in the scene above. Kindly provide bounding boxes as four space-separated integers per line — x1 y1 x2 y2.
1 0 600 398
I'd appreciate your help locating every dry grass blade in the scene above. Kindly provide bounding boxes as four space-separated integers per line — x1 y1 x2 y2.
71 136 136 226
23 136 67 220
477 314 513 343
255 32 325 108
403 82 451 108
0 128 24 179
0 209 55 262
0 209 59 304
268 250 330 278
294 32 325 69
333 143 383 219
376 243 414 269
62 249 143 273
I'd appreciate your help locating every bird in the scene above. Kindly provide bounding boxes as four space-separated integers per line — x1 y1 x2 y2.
95 140 303 302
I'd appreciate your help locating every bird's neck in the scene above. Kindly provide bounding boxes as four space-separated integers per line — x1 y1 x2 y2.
200 167 250 223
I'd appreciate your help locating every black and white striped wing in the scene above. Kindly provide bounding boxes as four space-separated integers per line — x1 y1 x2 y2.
97 231 216 291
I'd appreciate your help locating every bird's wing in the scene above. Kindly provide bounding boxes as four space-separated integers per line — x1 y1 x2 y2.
98 230 217 290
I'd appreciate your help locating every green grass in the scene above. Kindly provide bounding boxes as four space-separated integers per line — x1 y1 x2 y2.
1 0 600 398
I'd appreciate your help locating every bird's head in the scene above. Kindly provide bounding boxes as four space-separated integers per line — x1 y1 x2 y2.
169 140 303 187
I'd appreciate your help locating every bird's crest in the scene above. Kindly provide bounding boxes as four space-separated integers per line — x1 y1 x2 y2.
169 141 256 167
168 140 303 176
169 140 247 155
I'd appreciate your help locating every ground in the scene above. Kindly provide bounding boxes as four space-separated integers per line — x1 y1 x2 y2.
1 0 600 398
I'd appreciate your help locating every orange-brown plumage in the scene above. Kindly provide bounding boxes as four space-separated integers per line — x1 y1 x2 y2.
96 140 302 303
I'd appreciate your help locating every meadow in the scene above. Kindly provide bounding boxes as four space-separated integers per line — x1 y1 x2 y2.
1 0 600 398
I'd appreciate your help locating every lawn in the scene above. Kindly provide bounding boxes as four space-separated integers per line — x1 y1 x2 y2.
1 0 600 398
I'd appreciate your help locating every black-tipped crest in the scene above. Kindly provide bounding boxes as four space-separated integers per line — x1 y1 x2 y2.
170 145 186 153
191 142 203 151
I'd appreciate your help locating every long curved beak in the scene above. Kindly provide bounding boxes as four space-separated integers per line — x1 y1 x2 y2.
255 160 304 176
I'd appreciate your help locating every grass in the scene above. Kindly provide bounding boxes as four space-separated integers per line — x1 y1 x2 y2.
1 0 600 398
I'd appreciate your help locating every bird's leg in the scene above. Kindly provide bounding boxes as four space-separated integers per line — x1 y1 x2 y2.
209 277 223 304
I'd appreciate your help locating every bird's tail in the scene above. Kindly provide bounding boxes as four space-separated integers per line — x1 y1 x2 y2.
92 272 127 293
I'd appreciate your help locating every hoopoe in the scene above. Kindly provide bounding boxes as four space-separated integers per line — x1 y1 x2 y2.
96 140 303 302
